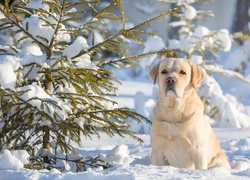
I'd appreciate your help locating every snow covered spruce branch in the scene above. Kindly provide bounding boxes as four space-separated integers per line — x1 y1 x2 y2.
203 63 250 84
100 49 176 68
25 154 111 172
71 7 180 67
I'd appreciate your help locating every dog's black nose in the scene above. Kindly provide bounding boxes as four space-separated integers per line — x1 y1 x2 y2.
166 77 176 84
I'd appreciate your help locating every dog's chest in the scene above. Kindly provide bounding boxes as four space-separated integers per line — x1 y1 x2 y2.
156 121 186 136
153 121 195 168
163 133 194 169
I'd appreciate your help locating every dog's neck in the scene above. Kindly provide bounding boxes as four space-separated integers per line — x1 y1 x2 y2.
156 88 199 123
158 88 193 109
159 95 178 109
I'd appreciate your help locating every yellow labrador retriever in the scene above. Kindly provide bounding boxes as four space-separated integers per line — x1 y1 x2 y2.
149 58 230 169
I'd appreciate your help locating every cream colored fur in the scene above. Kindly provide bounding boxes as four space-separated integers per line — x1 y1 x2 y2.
150 58 230 169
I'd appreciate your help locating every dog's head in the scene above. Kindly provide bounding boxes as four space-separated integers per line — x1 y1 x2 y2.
150 58 204 98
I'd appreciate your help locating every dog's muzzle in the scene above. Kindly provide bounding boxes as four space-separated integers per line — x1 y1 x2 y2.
166 77 176 84
165 77 179 97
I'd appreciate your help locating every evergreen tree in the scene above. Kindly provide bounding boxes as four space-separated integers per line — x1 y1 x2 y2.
0 0 178 171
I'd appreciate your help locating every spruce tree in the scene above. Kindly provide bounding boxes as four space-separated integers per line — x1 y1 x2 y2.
0 0 178 171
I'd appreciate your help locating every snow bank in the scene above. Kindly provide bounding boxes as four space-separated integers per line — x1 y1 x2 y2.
199 72 250 128
11 150 30 165
1 130 250 179
0 150 23 170
100 144 133 166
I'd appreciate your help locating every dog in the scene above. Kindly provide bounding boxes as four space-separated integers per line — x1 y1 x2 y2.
149 58 230 169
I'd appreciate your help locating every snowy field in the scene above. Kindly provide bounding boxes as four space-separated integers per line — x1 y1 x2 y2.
1 81 250 180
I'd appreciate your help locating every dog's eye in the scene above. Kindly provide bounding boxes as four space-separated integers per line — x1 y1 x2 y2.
161 70 167 74
180 70 186 75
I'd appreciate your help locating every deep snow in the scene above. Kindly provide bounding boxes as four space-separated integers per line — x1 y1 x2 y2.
1 128 250 180
0 81 250 180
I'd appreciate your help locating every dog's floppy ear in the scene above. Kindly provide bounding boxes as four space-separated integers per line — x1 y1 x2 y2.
189 61 204 87
150 62 160 85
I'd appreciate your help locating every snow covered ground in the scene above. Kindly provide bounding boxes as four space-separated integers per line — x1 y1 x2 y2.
1 81 250 180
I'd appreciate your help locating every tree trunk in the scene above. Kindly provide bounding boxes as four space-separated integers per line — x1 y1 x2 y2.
43 126 50 164
232 0 250 33
43 72 52 164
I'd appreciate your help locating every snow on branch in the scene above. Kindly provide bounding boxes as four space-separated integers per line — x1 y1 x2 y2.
203 63 250 84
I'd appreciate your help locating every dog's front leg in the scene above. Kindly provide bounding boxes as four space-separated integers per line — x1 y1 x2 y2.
151 153 165 166
192 149 208 169
150 147 167 166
